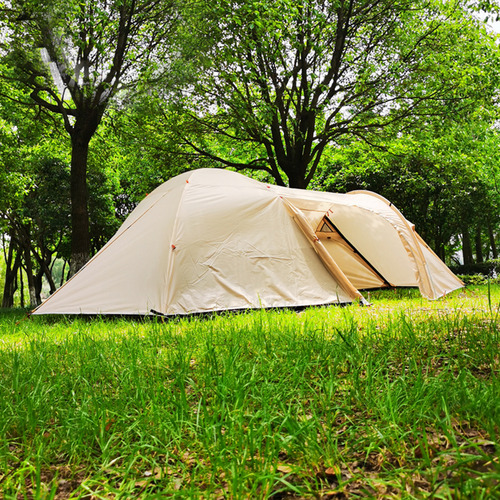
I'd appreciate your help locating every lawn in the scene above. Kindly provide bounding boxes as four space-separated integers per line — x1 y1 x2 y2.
0 285 499 499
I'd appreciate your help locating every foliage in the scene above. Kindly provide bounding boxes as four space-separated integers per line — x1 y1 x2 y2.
0 0 180 273
0 286 499 497
170 0 500 188
453 259 500 279
0 76 125 306
0 74 68 306
457 273 500 285
104 105 218 208
0 0 180 131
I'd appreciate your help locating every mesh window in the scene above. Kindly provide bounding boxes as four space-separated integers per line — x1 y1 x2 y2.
319 221 333 233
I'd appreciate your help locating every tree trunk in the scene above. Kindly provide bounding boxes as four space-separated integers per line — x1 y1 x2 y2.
24 247 38 308
43 256 57 294
488 221 498 259
433 224 446 262
69 135 91 276
286 165 308 189
19 266 24 308
33 249 57 297
60 260 67 287
2 242 22 308
435 239 446 262
462 225 473 267
34 268 43 305
474 225 483 263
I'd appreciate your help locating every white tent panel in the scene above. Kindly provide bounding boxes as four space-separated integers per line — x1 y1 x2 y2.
166 181 352 314
417 238 464 298
36 180 186 315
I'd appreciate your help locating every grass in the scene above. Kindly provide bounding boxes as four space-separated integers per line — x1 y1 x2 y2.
0 285 499 499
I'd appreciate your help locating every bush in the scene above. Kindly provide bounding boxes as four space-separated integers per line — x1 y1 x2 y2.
450 259 500 277
457 274 500 286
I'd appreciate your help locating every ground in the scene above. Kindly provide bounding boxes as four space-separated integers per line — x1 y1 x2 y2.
0 286 499 498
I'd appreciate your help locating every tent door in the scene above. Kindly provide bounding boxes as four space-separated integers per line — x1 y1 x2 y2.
317 216 393 289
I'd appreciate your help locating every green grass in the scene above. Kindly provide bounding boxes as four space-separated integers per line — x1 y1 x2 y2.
0 285 499 498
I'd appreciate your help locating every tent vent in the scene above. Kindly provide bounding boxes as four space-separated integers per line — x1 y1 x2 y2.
319 222 333 233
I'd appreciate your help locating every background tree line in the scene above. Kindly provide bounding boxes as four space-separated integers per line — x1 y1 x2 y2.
0 0 499 307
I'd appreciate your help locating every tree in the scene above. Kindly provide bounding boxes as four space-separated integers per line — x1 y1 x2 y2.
0 71 125 307
0 0 178 274
0 122 125 307
173 0 500 188
0 77 71 306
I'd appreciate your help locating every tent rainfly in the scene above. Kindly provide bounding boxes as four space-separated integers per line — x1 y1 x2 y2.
32 168 463 316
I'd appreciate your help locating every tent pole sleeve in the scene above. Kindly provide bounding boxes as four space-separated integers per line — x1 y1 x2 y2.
281 197 365 303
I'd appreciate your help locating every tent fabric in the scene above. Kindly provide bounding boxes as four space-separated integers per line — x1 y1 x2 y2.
32 168 463 316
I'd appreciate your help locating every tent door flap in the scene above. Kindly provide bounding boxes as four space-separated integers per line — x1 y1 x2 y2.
318 215 394 289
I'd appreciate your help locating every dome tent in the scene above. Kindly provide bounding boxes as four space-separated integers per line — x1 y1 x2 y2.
32 169 463 316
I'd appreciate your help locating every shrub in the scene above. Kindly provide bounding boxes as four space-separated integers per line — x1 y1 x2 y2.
457 274 500 286
450 259 500 277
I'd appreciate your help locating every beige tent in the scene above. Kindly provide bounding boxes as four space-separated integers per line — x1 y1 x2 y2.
32 168 463 316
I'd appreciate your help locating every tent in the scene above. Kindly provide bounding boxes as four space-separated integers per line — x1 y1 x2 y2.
32 168 463 316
